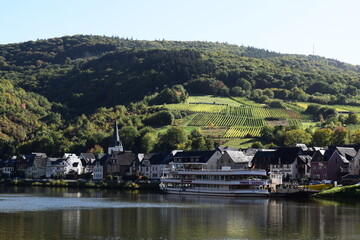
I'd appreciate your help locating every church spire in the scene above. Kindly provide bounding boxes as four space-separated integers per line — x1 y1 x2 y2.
108 122 123 154
113 121 122 147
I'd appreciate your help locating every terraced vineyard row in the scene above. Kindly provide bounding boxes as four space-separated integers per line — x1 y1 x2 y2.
166 104 301 119
165 103 226 113
223 126 263 138
188 113 266 127
220 107 253 117
287 119 302 126
219 106 301 119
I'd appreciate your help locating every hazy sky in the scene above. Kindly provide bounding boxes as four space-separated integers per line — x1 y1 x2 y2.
1 0 360 65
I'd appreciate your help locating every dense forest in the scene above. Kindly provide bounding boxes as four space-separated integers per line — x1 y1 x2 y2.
1 35 360 157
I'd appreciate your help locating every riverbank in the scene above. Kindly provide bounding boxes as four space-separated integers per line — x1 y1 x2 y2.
313 184 360 198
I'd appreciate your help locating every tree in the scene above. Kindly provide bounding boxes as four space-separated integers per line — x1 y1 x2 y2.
236 78 252 91
144 111 174 127
139 132 157 153
284 129 312 146
150 88 180 105
312 128 333 147
157 126 188 151
119 126 139 150
345 113 359 125
263 89 274 98
191 137 207 150
260 126 275 142
331 127 348 146
350 129 360 145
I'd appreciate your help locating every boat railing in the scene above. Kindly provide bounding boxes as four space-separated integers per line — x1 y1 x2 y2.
162 168 266 173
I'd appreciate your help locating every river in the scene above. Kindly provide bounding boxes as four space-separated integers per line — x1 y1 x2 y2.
0 186 359 240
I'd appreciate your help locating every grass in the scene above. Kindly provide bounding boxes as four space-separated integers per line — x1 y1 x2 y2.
313 184 360 198
231 97 265 107
187 95 242 106
221 137 265 149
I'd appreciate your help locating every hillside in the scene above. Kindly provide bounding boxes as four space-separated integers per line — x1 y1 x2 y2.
1 35 360 156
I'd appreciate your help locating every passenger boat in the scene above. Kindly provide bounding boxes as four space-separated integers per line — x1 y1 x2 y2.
160 163 269 197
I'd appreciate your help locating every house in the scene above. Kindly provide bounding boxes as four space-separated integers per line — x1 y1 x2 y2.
79 153 96 175
93 154 106 180
103 151 136 179
45 153 82 178
14 155 28 178
0 157 17 177
269 147 312 180
172 150 222 170
251 149 277 172
46 158 66 178
310 149 330 180
93 122 137 180
350 148 360 175
25 152 48 179
217 149 251 170
327 147 357 183
139 152 172 180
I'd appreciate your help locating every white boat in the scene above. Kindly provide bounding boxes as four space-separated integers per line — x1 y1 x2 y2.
160 164 269 197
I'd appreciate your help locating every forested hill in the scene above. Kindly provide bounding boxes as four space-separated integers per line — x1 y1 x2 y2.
1 35 360 156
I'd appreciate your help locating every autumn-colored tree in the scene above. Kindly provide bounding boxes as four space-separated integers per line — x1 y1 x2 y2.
331 127 348 146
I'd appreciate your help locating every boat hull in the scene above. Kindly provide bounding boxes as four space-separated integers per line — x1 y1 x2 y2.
160 188 269 197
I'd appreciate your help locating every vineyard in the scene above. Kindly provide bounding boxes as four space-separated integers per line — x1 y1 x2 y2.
165 101 304 139
223 126 263 138
188 113 266 127
165 103 226 113
166 104 301 119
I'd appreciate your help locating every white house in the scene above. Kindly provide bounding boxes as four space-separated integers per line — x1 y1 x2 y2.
45 153 82 178
139 152 172 180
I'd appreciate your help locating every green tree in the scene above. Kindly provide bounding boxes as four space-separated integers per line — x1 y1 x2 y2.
119 126 139 150
350 129 360 145
345 113 359 125
157 126 188 151
140 132 157 153
284 129 312 146
312 128 333 147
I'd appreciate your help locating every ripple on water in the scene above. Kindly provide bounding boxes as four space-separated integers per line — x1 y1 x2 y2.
0 194 190 213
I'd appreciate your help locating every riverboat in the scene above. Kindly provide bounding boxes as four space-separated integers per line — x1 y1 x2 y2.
160 164 269 197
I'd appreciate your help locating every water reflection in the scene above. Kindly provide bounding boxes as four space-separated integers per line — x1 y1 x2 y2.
0 187 360 240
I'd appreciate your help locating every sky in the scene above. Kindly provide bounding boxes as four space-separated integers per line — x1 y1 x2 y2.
1 0 360 65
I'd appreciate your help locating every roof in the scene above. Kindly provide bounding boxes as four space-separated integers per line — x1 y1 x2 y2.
271 147 303 164
243 148 261 157
173 150 218 163
80 153 96 165
224 150 249 163
336 147 357 160
107 151 136 166
253 150 277 159
143 152 173 165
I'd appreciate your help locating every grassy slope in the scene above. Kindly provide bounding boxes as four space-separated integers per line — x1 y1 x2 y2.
313 184 360 198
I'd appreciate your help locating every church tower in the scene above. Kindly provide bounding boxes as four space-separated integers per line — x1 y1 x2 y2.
108 122 124 154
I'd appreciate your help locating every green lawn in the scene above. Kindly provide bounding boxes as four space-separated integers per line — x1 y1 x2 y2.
187 95 243 106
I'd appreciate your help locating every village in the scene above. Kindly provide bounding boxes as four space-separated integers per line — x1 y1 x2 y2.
1 122 360 188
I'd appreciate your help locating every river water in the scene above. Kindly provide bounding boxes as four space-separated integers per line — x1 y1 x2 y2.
0 186 359 240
